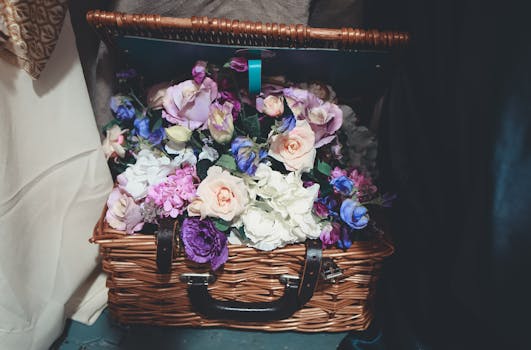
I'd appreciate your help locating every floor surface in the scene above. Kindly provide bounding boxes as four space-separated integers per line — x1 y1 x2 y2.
54 309 347 350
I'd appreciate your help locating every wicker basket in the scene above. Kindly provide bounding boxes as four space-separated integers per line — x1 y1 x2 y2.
92 206 393 332
87 10 405 332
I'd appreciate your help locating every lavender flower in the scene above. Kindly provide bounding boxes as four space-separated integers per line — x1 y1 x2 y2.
181 217 228 270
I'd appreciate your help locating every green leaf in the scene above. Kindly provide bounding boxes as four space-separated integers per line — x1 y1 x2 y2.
316 159 332 176
151 117 163 132
215 154 237 171
214 219 230 232
241 114 261 138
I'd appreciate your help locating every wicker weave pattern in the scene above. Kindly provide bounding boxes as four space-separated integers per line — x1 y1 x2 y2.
86 10 409 50
92 206 394 332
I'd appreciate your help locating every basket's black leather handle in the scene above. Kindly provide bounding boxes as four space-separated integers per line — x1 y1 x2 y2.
188 279 300 322
184 239 323 321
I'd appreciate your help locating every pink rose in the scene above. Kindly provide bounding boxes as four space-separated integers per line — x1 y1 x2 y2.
188 166 249 222
162 77 218 130
106 187 144 234
306 102 343 148
256 95 284 117
269 119 316 172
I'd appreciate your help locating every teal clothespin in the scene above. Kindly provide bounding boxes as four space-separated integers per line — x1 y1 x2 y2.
248 58 262 96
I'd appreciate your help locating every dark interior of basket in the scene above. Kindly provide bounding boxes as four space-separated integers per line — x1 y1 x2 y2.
116 36 396 120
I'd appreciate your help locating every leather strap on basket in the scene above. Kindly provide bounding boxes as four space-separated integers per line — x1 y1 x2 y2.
298 239 323 305
156 218 177 274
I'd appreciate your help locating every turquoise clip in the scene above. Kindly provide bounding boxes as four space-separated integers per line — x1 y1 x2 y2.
248 59 262 95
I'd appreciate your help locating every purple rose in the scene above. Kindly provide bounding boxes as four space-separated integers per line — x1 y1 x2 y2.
192 60 207 85
110 95 136 121
307 102 343 148
181 217 228 271
162 78 218 130
340 199 369 230
229 57 248 72
313 201 329 218
218 91 241 119
282 87 317 118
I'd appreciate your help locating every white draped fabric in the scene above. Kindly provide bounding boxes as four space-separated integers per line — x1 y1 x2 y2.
0 13 112 350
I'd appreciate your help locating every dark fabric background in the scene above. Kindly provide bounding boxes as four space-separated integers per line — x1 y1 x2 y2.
338 1 530 349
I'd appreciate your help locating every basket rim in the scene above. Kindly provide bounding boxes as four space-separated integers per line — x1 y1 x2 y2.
86 10 409 50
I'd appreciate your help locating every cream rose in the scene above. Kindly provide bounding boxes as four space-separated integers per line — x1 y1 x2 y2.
188 166 249 222
102 125 126 159
259 95 284 117
268 119 316 172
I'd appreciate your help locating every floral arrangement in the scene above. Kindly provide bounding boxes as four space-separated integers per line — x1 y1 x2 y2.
102 58 394 271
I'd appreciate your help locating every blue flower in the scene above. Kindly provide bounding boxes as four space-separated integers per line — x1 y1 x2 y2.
278 115 296 133
134 118 165 146
134 118 151 139
148 127 165 146
340 199 369 230
230 136 267 175
330 176 354 196
110 96 136 121
318 195 340 218
337 225 352 249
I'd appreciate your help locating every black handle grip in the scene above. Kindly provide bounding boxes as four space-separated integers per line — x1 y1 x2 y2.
187 282 300 322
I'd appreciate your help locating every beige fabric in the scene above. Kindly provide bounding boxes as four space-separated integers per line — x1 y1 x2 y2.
0 0 68 79
0 12 112 350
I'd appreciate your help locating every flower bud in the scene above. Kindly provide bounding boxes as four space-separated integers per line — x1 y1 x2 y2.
208 101 234 144
165 125 192 145
260 95 284 117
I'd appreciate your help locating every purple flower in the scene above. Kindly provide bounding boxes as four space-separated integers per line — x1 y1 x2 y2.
313 202 329 218
181 217 229 271
307 102 343 148
229 57 248 72
381 193 398 208
230 136 268 175
340 199 369 230
320 223 341 247
115 68 137 79
330 176 354 196
192 60 207 85
110 96 136 121
218 91 241 119
162 78 218 130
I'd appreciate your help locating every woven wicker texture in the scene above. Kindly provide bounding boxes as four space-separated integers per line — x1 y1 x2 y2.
92 206 394 332
86 10 409 50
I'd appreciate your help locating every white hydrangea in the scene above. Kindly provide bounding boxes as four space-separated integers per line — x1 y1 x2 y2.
236 164 322 251
118 149 195 200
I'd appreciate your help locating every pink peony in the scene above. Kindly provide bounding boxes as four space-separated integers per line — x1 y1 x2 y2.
145 165 199 218
106 187 144 234
162 77 218 130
